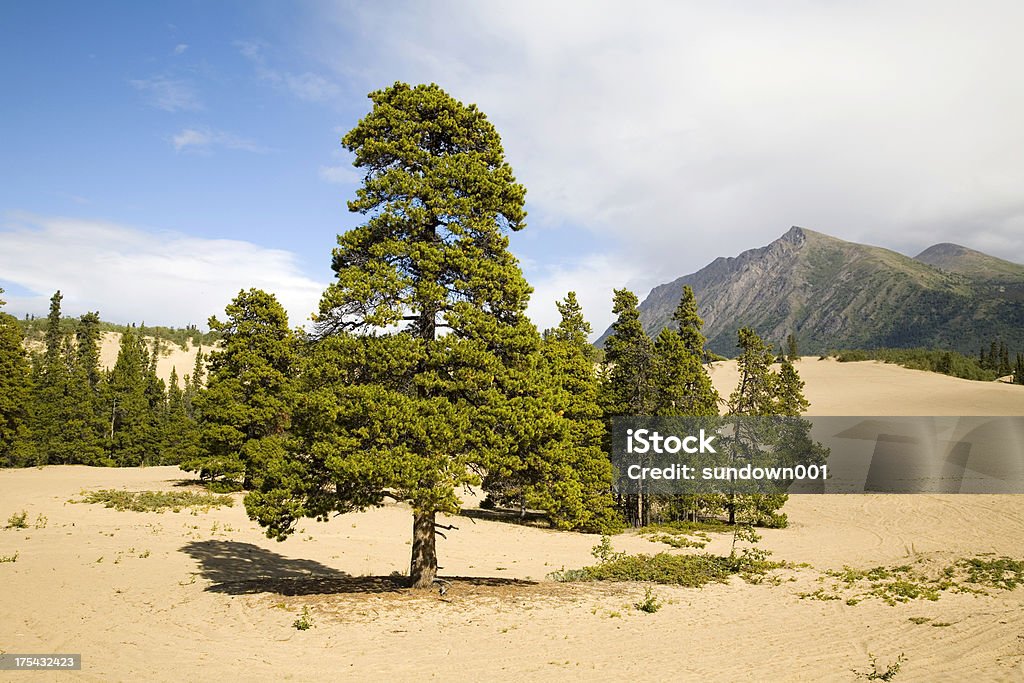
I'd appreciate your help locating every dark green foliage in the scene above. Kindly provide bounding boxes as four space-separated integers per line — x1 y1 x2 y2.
486 292 620 532
528 293 620 532
724 327 825 527
838 347 998 381
785 333 799 361
245 82 558 588
602 289 655 417
0 289 35 466
184 289 296 486
106 328 162 465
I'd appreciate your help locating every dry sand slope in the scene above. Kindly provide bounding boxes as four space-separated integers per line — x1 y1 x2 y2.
2 361 1024 682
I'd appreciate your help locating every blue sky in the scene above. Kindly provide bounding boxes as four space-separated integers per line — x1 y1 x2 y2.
3 1 1024 335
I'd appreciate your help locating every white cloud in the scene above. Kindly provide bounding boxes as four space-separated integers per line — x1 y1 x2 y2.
173 43 189 56
305 0 1024 278
235 40 340 103
318 164 360 185
171 127 267 153
0 214 326 328
129 76 202 112
523 252 644 337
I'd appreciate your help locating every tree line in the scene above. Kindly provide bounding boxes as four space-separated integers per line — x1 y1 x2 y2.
0 289 207 468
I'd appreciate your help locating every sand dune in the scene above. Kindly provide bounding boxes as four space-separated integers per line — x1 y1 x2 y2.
2 362 1024 681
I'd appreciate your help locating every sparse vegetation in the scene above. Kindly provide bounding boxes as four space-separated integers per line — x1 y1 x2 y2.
551 535 782 587
853 653 906 681
634 587 662 613
802 556 1024 605
0 552 18 563
293 606 314 631
5 511 28 529
76 489 233 513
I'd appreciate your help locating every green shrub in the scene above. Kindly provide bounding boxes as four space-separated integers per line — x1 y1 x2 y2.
634 587 662 613
5 511 28 529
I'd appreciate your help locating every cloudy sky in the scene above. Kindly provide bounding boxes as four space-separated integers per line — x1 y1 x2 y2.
2 1 1023 336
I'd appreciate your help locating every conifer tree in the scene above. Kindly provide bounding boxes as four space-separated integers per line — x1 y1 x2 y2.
673 285 706 359
245 82 546 588
726 327 823 526
785 333 800 362
185 289 296 487
602 288 655 416
528 292 619 531
601 288 657 526
652 287 719 417
0 288 34 466
30 291 73 464
106 328 159 465
61 312 109 465
161 367 200 465
651 287 721 522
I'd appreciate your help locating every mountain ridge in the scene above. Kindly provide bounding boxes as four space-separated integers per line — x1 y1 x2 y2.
598 227 1024 355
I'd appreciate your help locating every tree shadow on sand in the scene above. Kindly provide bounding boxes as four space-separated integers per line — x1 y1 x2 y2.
180 540 534 596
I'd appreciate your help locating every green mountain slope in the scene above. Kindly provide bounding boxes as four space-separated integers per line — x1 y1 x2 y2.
599 227 1024 356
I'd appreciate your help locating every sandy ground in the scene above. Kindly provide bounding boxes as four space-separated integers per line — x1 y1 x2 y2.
2 361 1024 681
96 332 204 388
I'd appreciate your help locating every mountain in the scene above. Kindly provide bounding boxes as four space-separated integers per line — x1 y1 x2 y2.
914 243 1024 283
598 227 1024 356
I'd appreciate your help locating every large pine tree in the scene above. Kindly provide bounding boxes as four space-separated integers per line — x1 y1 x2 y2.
245 82 546 588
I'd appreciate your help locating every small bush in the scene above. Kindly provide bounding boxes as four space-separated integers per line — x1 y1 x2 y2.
5 511 28 529
0 552 18 563
853 653 906 681
293 606 314 631
634 587 662 613
77 490 234 513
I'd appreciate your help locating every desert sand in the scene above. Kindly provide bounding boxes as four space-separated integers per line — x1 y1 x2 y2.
2 360 1023 681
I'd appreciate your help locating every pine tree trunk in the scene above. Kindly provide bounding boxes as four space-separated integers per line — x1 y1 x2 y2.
409 510 437 589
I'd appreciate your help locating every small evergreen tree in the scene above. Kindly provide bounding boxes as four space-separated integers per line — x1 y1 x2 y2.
0 288 35 466
531 292 619 531
106 328 159 465
185 289 297 487
786 333 799 362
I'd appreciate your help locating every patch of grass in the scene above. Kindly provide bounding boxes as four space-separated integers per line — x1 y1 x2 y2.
814 555 1024 606
34 514 47 529
798 588 841 601
5 511 28 529
293 606 314 631
907 617 931 625
0 552 18 563
853 653 906 681
76 490 234 513
930 621 953 628
634 587 663 613
954 557 1024 590
552 552 733 587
